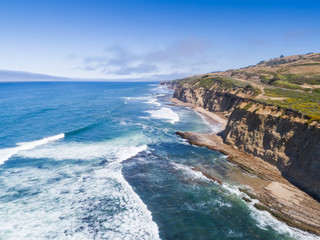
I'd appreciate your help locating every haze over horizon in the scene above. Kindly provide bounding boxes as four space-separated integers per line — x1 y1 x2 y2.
1 0 320 81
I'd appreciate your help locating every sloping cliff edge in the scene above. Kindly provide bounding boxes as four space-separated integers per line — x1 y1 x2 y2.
168 82 320 200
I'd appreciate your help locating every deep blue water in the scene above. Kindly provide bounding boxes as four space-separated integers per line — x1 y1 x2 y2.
0 82 316 239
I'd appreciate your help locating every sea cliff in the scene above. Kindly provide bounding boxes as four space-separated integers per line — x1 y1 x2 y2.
164 53 320 235
172 82 320 200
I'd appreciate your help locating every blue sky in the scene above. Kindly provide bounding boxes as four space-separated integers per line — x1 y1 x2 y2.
0 0 319 81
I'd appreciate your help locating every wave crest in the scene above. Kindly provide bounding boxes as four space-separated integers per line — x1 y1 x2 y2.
146 107 179 124
0 133 64 165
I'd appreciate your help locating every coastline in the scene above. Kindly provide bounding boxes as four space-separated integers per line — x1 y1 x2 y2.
171 97 320 236
170 98 227 129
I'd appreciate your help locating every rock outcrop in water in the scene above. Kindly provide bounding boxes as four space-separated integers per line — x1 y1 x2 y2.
172 83 320 199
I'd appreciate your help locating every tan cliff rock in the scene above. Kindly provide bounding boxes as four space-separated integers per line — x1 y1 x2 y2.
173 83 320 199
223 103 320 199
173 85 246 118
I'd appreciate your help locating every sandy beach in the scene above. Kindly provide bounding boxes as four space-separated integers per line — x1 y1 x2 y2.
171 97 320 236
170 98 227 129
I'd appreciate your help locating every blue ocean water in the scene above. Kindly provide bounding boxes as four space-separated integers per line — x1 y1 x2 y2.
0 82 317 240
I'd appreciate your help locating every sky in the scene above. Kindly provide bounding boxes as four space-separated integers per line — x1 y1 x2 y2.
0 0 320 81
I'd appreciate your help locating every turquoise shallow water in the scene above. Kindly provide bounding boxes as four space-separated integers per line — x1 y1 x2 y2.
0 82 317 239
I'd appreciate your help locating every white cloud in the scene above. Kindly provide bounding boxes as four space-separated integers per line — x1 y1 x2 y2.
79 37 216 80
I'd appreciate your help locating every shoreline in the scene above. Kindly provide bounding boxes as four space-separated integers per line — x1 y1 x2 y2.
171 97 320 236
170 98 227 129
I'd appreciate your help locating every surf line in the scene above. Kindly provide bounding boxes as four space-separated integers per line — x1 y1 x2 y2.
0 133 64 165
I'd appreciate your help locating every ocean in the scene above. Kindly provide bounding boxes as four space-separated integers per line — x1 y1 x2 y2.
0 82 317 240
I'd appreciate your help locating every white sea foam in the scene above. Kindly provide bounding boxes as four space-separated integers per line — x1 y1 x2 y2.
139 116 151 119
194 111 222 133
119 120 128 126
17 142 109 160
172 160 318 239
171 162 212 182
145 98 161 106
0 133 64 165
222 182 243 196
17 135 148 162
146 107 179 124
247 199 319 239
151 85 170 95
221 183 319 240
123 96 161 106
95 165 159 240
122 96 150 101
115 144 147 162
0 138 159 239
177 138 190 145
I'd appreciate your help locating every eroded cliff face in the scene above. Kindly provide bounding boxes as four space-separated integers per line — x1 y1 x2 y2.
174 84 320 199
159 81 178 89
173 85 247 118
223 102 320 199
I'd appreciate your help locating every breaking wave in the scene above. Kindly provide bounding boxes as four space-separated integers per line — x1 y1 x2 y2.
0 136 159 239
0 133 64 165
146 107 179 124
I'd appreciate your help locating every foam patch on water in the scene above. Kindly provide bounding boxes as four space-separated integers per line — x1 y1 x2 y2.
171 162 212 182
194 111 222 133
145 98 161 106
247 199 319 239
0 140 159 239
17 135 148 162
0 133 64 165
221 182 242 196
221 183 319 239
150 85 171 95
115 144 147 162
123 96 161 106
146 107 179 124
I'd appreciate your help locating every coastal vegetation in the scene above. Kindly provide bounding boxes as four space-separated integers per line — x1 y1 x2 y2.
174 52 320 120
169 52 320 236
179 75 262 96
263 88 320 117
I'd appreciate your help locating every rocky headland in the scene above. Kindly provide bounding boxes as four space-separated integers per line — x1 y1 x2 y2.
161 53 320 235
